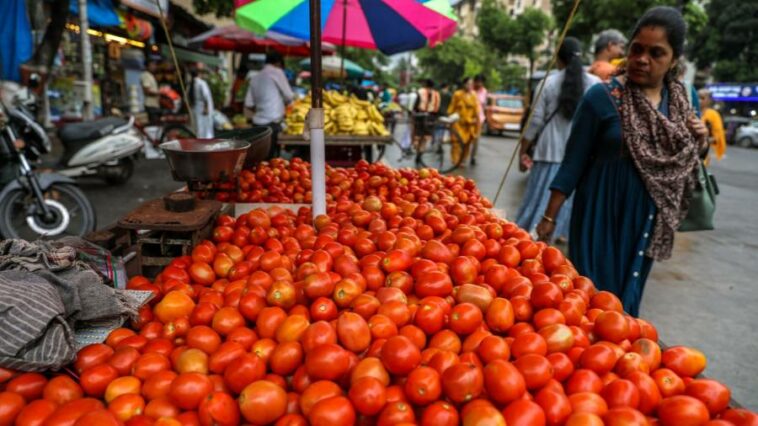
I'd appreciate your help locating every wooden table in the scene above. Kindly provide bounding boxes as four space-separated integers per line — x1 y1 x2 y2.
278 134 394 165
278 134 394 146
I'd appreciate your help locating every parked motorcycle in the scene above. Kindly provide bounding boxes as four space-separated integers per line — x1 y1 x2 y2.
0 115 96 239
6 80 144 185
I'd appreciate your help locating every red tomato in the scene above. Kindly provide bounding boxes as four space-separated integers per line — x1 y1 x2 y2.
308 396 356 426
14 399 57 426
381 335 421 376
657 395 710 426
513 354 554 390
661 346 707 378
43 375 84 405
483 360 526 405
601 379 640 409
685 379 731 416
239 381 287 425
404 366 442 406
349 377 387 416
0 391 25 425
198 391 240 426
441 362 484 404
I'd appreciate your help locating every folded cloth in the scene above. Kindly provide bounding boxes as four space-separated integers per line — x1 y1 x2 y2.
0 239 141 371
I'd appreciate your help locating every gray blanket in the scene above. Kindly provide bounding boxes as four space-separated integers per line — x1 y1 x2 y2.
0 238 140 371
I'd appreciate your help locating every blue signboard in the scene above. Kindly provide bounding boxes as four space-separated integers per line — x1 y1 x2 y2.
706 83 758 102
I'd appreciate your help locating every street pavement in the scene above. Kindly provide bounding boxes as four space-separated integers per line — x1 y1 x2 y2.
80 132 758 408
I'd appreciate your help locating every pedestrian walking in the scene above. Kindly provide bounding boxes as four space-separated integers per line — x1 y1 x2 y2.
589 29 627 82
189 64 214 139
414 79 440 148
471 74 488 165
447 77 481 166
537 7 709 316
244 52 294 159
698 88 727 163
515 37 601 243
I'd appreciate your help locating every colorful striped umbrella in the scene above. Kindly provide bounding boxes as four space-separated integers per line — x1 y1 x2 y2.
235 0 458 55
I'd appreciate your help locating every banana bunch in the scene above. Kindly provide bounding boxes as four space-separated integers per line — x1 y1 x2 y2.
284 90 389 137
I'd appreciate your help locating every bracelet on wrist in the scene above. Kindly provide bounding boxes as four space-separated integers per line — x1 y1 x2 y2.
542 215 555 224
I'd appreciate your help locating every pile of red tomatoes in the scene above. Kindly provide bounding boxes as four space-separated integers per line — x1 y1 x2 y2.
0 174 755 426
215 158 490 210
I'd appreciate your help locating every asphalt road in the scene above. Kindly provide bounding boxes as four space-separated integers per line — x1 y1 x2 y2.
81 133 758 408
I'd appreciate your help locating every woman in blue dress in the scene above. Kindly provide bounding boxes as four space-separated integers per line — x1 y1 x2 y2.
536 7 709 316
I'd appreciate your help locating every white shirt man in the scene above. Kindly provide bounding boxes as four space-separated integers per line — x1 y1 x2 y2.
244 62 294 125
192 70 214 139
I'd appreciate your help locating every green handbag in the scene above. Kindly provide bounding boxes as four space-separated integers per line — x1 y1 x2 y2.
679 162 719 232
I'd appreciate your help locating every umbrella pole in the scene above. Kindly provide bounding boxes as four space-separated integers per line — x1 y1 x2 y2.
340 0 347 83
309 0 327 219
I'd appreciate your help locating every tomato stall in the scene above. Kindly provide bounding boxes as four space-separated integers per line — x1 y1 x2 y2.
0 137 755 426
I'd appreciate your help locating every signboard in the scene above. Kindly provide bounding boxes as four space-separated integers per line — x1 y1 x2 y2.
706 83 758 102
121 0 169 18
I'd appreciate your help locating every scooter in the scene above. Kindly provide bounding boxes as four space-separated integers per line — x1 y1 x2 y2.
5 79 144 185
0 113 96 239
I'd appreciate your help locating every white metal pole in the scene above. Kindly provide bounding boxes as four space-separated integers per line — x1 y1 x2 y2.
309 110 326 217
309 0 326 219
78 0 94 120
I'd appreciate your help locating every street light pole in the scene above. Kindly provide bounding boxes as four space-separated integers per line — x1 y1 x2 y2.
78 0 94 120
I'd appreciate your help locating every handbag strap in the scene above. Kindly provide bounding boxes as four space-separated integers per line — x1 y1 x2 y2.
531 106 560 148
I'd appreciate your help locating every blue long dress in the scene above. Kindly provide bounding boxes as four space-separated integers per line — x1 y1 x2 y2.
550 78 699 317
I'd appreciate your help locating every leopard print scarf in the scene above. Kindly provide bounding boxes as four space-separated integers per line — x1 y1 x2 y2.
620 78 700 260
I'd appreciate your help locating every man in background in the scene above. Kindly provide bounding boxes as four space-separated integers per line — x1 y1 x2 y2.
244 52 294 159
141 60 161 123
589 29 627 81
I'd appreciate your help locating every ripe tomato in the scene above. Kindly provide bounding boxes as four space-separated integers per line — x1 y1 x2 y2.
685 379 731 416
449 303 484 336
299 381 342 416
74 343 115 374
441 362 484 404
593 311 630 344
661 346 707 378
351 357 391 387
485 298 515 333
511 332 548 358
502 399 546 426
0 391 25 425
626 371 662 415
381 335 421 376
461 399 506 426
44 398 104 426
349 377 387 416
535 388 572 425
337 312 371 353
513 354 554 390
223 353 266 394
569 392 608 417
657 395 710 426
142 370 177 401
108 394 145 422
154 291 195 324
378 401 415 426
14 399 57 426
630 338 661 371
198 391 240 426
305 343 350 381
601 379 640 409
308 396 356 426
652 368 686 397
239 381 287 425
270 341 304 376
43 375 84 405
186 325 222 354
421 401 459 426
6 373 47 401
404 366 442 406
483 359 526 405
580 344 619 375
169 373 212 410
566 369 603 395
477 335 510 364
80 364 119 397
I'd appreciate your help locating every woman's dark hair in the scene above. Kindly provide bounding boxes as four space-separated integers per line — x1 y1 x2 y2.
630 6 687 58
557 36 584 119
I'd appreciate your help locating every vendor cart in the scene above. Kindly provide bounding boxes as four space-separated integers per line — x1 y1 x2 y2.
278 134 393 166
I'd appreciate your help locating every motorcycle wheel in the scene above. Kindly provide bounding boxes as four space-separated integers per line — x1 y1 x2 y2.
0 183 96 240
103 157 135 185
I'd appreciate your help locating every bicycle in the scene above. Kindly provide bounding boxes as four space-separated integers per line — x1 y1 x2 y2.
415 114 464 174
132 112 195 148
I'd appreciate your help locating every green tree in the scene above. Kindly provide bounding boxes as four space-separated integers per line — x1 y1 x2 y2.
477 1 552 97
511 8 554 83
551 0 706 48
691 0 758 82
415 36 525 92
